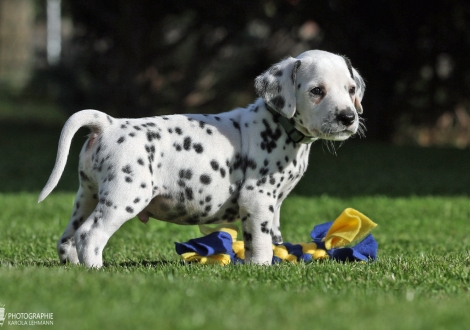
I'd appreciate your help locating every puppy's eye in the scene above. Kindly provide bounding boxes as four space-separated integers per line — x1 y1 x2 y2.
310 87 324 96
349 86 356 95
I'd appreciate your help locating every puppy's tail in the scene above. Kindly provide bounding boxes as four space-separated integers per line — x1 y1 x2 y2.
38 110 111 203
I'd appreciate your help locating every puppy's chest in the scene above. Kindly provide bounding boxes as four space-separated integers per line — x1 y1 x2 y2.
252 150 309 196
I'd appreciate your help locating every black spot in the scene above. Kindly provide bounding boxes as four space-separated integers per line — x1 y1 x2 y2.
297 83 301 89
246 185 254 190
129 132 135 137
179 169 193 180
210 160 219 171
200 174 211 185
133 198 140 203
269 176 276 185
183 137 192 150
80 171 89 181
214 116 221 121
122 165 132 174
147 131 161 142
174 144 182 151
126 206 134 213
134 126 141 131
117 136 125 144
199 121 206 128
206 129 212 135
261 221 270 234
105 200 113 207
256 177 267 186
220 168 226 178
59 248 66 255
107 173 115 181
137 158 144 166
125 176 133 183
274 69 283 77
260 119 282 153
107 116 113 124
141 183 147 188
205 195 212 202
243 231 253 242
175 127 183 135
259 167 269 176
177 192 185 203
271 96 285 110
185 187 194 200
269 205 274 213
193 143 203 153
231 120 241 131
245 158 257 170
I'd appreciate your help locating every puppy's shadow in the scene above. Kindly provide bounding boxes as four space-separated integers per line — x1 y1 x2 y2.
115 259 186 268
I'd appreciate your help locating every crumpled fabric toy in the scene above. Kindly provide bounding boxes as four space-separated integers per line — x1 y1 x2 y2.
174 208 378 265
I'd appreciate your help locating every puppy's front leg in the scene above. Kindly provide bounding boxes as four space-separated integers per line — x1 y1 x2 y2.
240 204 275 265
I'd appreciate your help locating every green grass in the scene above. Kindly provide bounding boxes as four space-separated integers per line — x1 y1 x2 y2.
0 122 469 329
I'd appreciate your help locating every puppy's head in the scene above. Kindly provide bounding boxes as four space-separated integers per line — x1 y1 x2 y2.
255 50 365 141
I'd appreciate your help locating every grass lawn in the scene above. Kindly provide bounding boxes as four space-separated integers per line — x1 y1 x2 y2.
0 121 469 330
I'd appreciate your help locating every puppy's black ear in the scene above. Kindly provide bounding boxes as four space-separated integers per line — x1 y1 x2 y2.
254 57 302 118
343 56 366 114
352 68 365 114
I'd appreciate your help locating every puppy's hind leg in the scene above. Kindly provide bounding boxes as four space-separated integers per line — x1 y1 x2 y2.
57 183 98 264
74 186 152 268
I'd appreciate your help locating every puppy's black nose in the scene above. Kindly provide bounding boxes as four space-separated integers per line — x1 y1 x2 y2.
336 109 356 126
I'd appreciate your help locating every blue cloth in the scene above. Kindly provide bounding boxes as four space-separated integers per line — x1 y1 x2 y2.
310 222 378 261
175 231 233 256
175 221 378 264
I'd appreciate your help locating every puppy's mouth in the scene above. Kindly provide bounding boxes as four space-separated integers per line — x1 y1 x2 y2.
309 127 357 141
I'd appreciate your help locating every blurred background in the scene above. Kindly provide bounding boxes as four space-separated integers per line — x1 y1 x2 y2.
1 0 470 146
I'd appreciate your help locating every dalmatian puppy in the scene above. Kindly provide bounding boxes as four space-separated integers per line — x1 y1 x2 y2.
38 50 365 268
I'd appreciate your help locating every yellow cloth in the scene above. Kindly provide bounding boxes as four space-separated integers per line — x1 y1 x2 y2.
181 208 376 265
322 208 377 250
232 241 245 259
181 252 231 265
